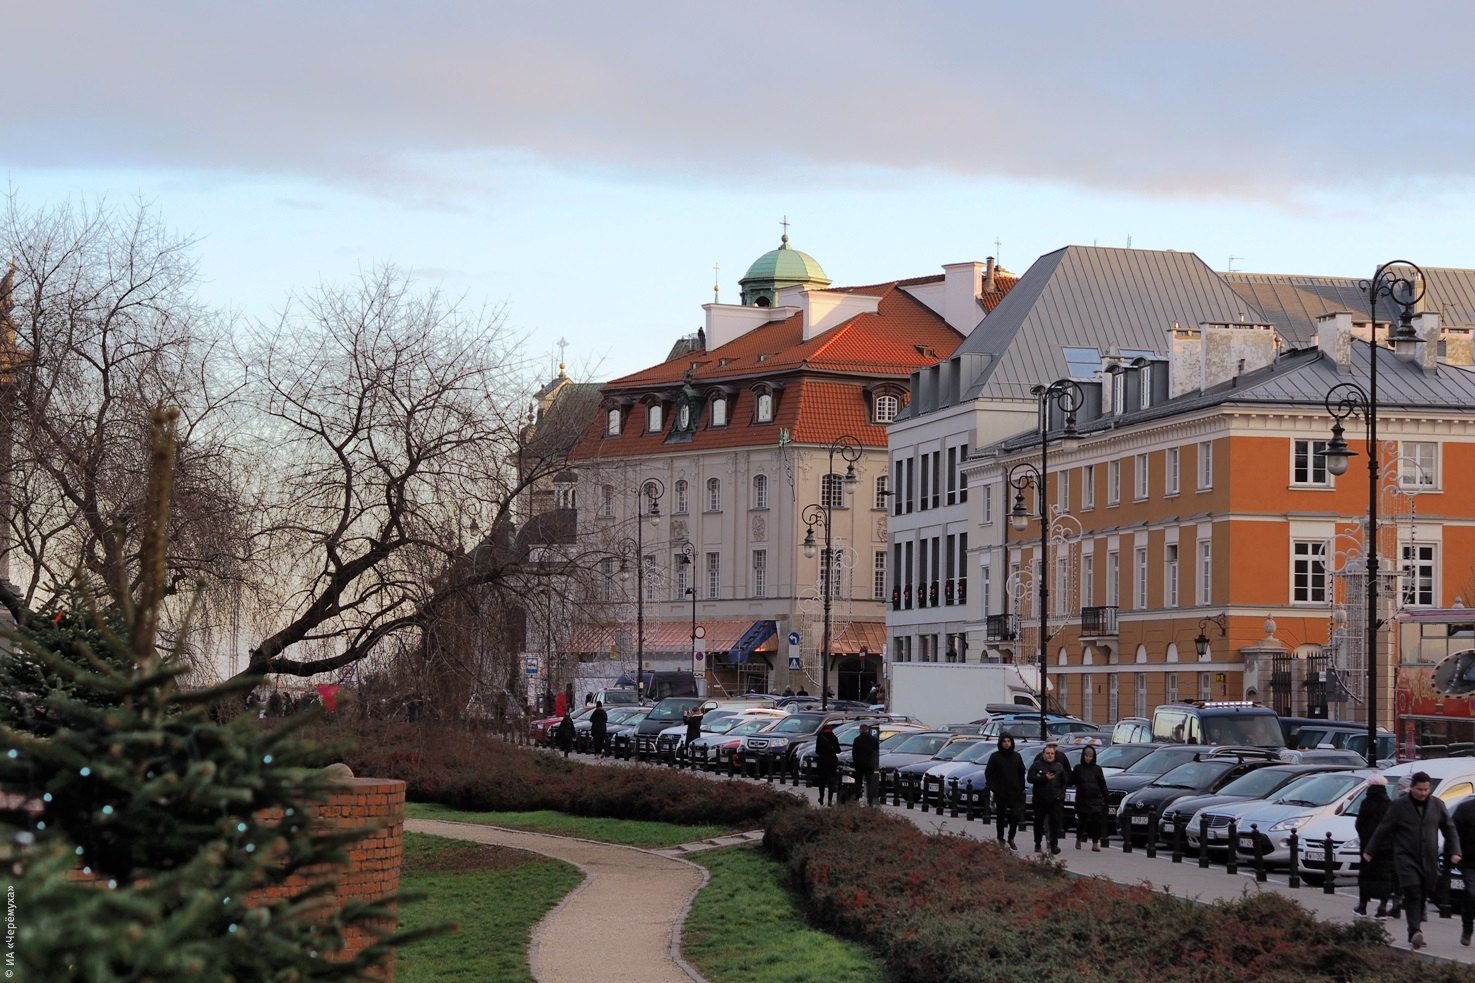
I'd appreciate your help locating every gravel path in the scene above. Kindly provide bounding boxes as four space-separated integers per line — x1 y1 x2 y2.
406 818 711 983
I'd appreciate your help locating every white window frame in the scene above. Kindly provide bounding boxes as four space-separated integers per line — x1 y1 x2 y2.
821 473 845 509
675 479 690 515
1165 447 1180 496
752 473 769 510
606 408 621 436
981 483 993 524
1108 673 1120 722
1400 542 1436 607
1197 539 1212 605
1081 554 1095 608
874 475 889 510
706 477 722 512
1106 550 1120 608
599 484 615 518
1292 438 1330 487
1400 441 1438 489
1082 464 1095 510
1197 441 1213 490
711 398 727 427
1133 454 1149 502
647 404 663 432
1134 546 1148 609
1107 460 1121 506
755 392 773 423
1135 673 1148 717
1164 543 1179 608
873 550 887 600
705 551 721 600
1055 555 1069 615
1198 672 1212 702
1291 539 1329 604
752 549 768 599
874 394 899 424
1057 470 1070 512
1166 672 1179 705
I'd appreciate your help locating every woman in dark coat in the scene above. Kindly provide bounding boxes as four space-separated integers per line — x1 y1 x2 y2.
1070 743 1110 851
1355 776 1395 917
555 711 576 758
814 723 842 806
984 734 1027 849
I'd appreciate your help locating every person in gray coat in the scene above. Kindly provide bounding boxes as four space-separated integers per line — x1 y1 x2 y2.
1365 771 1462 949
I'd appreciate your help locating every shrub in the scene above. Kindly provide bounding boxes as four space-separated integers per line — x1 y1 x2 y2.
764 807 1466 983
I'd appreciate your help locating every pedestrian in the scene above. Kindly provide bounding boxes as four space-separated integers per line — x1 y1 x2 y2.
590 700 608 757
683 704 704 764
1365 770 1462 949
814 722 841 805
1070 744 1109 851
555 710 576 758
852 723 881 805
1353 775 1395 918
797 687 809 696
1453 793 1475 945
984 734 1026 849
1028 742 1071 855
554 689 568 718
782 686 795 697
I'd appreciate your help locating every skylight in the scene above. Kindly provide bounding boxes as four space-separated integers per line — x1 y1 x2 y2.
1063 346 1101 379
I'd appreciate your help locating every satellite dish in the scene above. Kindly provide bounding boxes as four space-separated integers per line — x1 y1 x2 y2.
1431 650 1475 696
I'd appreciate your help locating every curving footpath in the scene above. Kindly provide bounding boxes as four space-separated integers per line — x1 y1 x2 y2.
406 818 723 983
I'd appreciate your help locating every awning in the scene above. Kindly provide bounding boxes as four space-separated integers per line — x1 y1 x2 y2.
827 621 886 657
725 620 778 664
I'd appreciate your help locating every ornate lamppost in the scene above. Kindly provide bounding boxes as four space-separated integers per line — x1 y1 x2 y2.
1320 260 1425 765
676 541 698 682
801 434 863 710
618 477 666 700
1008 380 1084 741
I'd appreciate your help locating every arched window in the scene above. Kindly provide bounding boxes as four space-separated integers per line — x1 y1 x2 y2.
599 484 615 518
755 392 773 422
711 398 728 427
647 404 663 432
706 477 722 512
752 474 769 510
674 479 689 514
606 408 621 435
678 403 691 430
874 394 900 424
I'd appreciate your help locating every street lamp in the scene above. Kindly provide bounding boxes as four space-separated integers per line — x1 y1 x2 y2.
801 434 863 710
618 477 666 701
1319 260 1424 766
1194 614 1227 661
677 542 698 682
1008 379 1084 741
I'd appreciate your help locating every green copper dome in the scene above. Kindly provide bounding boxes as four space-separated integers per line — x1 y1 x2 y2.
739 234 830 307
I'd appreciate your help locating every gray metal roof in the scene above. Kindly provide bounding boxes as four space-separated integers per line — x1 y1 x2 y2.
957 246 1265 402
1224 267 1475 346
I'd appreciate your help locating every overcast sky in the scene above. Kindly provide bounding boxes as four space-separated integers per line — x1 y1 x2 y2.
8 1 1475 380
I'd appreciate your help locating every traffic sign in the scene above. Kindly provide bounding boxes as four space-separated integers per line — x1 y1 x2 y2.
788 655 801 671
787 631 801 645
694 625 707 639
525 658 539 676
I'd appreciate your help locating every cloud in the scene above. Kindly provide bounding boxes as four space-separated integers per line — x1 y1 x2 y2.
7 1 1475 206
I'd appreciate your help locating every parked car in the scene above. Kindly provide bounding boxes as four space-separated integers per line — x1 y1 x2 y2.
1279 716 1396 763
1228 769 1378 866
1162 763 1362 851
1115 753 1279 844
657 707 788 762
737 711 866 777
796 720 926 782
634 697 708 760
1150 700 1285 750
605 707 652 759
980 713 1097 741
873 731 956 791
533 705 598 746
892 735 990 804
1105 745 1215 827
1063 742 1159 826
705 716 787 773
1111 717 1152 745
573 704 647 751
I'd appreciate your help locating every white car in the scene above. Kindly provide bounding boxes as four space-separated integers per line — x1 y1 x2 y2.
1186 770 1365 853
1297 758 1475 878
1227 770 1376 866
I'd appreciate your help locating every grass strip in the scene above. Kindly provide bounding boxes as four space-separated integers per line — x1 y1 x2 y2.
395 832 581 983
406 801 731 847
685 845 885 983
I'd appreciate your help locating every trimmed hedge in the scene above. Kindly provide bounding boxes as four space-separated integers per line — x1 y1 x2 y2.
321 719 799 828
764 806 1467 983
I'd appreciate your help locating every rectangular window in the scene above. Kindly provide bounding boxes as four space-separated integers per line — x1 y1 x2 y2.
753 474 770 510
1133 454 1149 501
874 475 890 510
819 549 843 600
946 446 958 506
1082 677 1093 723
919 452 930 511
1291 540 1328 603
1165 447 1180 496
981 563 992 615
705 552 721 600
1197 441 1213 490
959 444 969 503
1400 441 1438 488
821 473 845 509
873 550 887 601
1292 439 1330 486
1134 546 1148 609
753 549 767 599
982 483 993 524
675 480 690 514
1400 543 1436 606
1107 460 1121 506
1055 555 1069 615
1108 673 1119 722
599 484 615 518
1135 673 1148 717
1057 470 1070 512
1082 464 1095 510
1199 672 1212 702
1081 554 1095 608
601 557 618 601
1164 543 1179 608
1166 672 1179 705
1106 550 1120 608
931 451 942 509
1197 539 1212 605
676 558 691 599
706 478 722 512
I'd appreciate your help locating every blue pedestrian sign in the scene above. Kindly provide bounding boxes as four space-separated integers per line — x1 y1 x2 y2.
787 631 801 646
788 655 802 671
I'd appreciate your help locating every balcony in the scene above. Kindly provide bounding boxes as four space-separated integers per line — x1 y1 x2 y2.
984 613 1018 642
1080 606 1119 637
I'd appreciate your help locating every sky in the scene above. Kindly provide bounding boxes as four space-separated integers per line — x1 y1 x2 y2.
7 1 1475 384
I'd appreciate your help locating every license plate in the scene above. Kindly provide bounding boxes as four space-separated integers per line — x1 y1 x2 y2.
1065 790 1076 802
1303 846 1325 861
1130 815 1149 826
1207 830 1227 841
1238 835 1255 850
1454 878 1465 891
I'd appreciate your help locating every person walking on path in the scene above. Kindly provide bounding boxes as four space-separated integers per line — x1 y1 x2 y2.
1452 793 1475 945
1353 774 1395 918
682 704 704 765
1070 743 1109 851
1365 770 1462 949
555 710 576 758
985 734 1026 849
814 722 841 805
1028 742 1071 855
852 724 881 805
589 701 608 757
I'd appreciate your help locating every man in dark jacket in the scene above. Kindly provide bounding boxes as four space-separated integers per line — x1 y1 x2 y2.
814 723 841 805
1028 743 1071 855
589 701 608 757
984 734 1026 849
1365 771 1462 949
1451 794 1475 945
852 724 881 805
1069 743 1109 851
555 711 576 758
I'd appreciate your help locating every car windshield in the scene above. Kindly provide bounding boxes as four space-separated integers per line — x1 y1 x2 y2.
1202 715 1285 748
1150 759 1237 789
649 700 698 722
1097 744 1156 770
1048 720 1098 735
608 707 645 724
702 717 743 735
879 732 913 750
1124 746 1204 775
730 718 777 736
832 722 865 744
1218 768 1305 798
892 734 949 755
933 740 981 761
1270 773 1364 806
770 715 823 735
956 742 997 764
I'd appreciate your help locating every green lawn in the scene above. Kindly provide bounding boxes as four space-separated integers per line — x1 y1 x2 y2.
684 845 886 983
394 832 582 983
405 801 730 847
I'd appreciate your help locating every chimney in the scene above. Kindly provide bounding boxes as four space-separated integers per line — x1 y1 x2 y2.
1412 310 1441 376
1444 325 1474 367
1168 321 1201 398
1188 321 1280 392
983 256 997 293
1316 311 1354 375
940 261 987 333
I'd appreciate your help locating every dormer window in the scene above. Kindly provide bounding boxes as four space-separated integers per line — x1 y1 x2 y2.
678 403 691 430
647 404 663 432
874 394 899 424
711 398 728 427
1139 364 1153 409
606 408 622 436
756 392 773 423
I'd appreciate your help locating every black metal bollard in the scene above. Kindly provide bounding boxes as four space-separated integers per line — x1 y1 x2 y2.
950 778 960 818
1252 825 1266 882
1145 807 1158 859
905 774 915 810
1199 815 1211 869
965 780 976 821
1171 816 1185 864
891 772 902 807
936 779 947 816
1226 820 1239 875
1122 812 1133 854
766 761 775 784
1287 829 1300 889
1322 832 1336 894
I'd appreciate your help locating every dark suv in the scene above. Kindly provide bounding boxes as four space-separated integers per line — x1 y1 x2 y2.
1150 701 1285 749
738 711 859 777
634 697 706 760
